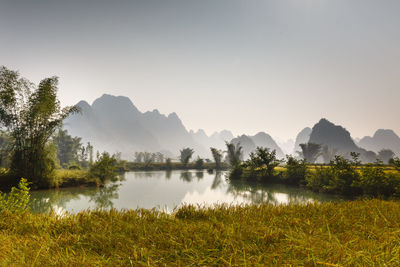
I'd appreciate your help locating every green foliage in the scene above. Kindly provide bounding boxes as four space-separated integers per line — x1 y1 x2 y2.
89 152 117 183
284 155 307 185
179 148 194 167
305 165 333 192
0 66 79 186
0 131 11 168
299 143 321 163
243 147 281 180
389 157 400 171
0 178 31 213
210 147 223 170
53 129 82 167
306 156 360 195
353 162 400 196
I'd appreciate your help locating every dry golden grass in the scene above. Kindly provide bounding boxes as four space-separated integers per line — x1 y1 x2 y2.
0 199 399 266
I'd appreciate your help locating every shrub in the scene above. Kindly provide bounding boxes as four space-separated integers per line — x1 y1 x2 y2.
89 152 117 184
353 162 400 196
325 156 361 195
306 166 334 192
284 156 307 185
0 178 31 213
242 147 281 181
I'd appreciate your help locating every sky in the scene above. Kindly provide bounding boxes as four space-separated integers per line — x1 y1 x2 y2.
1 0 399 140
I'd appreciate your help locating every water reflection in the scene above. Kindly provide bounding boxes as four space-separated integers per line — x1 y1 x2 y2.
29 170 346 214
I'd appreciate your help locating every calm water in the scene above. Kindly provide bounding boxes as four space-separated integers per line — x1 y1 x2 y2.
29 170 346 214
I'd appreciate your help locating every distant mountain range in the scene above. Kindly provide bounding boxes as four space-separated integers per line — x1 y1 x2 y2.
357 129 400 156
64 94 399 162
64 94 207 159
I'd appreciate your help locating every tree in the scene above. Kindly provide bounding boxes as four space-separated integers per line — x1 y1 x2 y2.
285 155 307 185
377 149 395 164
0 66 79 185
89 152 117 184
194 156 204 169
210 147 223 170
225 141 242 167
245 147 281 178
389 157 400 171
299 143 321 164
155 152 164 163
180 148 194 168
0 131 11 167
53 129 82 167
134 152 143 163
86 142 94 166
142 152 155 167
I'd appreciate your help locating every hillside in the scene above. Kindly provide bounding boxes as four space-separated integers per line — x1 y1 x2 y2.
64 94 207 159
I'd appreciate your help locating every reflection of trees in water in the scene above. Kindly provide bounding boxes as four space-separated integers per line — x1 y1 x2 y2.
133 171 164 179
226 180 341 205
30 179 123 213
195 171 204 180
89 183 119 209
165 170 172 179
180 171 193 182
211 172 224 190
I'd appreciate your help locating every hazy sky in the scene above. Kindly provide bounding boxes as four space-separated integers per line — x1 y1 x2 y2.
1 0 399 140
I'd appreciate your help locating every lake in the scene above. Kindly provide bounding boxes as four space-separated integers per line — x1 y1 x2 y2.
29 170 346 214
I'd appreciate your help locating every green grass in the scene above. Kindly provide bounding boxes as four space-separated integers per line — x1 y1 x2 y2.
0 199 399 265
52 169 96 188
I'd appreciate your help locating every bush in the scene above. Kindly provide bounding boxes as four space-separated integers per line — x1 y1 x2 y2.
305 166 334 192
353 162 400 196
324 156 361 195
242 147 281 181
89 152 117 184
284 156 307 185
0 178 31 213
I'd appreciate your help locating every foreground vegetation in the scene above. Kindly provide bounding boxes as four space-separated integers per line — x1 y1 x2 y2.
0 196 398 265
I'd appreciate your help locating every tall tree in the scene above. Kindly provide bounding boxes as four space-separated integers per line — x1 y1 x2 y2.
210 147 223 170
299 143 321 163
0 131 10 167
53 129 82 167
225 141 243 167
180 148 194 168
0 66 79 185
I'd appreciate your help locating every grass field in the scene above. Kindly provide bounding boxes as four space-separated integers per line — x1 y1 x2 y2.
0 199 399 266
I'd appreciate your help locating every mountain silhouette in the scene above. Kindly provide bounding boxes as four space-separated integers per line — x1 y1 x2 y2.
230 133 285 159
294 127 311 154
190 129 234 151
64 94 206 159
308 118 377 162
358 129 400 156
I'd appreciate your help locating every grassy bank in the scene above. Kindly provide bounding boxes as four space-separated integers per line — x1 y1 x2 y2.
0 199 398 265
